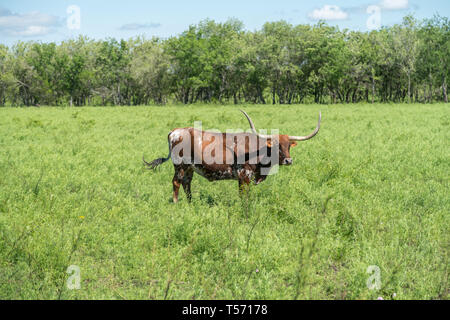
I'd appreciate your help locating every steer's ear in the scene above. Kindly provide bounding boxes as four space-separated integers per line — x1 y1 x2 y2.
266 139 273 148
290 141 298 148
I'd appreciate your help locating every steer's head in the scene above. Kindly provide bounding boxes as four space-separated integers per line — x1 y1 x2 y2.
241 110 321 166
266 135 297 166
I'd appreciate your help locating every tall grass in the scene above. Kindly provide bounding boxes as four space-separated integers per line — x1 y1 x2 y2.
0 104 448 299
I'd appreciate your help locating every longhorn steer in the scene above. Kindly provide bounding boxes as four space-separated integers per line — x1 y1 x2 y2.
144 110 321 203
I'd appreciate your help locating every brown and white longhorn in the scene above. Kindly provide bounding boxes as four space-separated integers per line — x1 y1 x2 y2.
144 110 321 203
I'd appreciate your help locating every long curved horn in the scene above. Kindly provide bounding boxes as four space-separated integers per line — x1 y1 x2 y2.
240 110 273 139
288 112 321 141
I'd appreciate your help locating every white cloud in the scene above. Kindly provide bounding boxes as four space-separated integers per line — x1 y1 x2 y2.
380 0 409 10
119 22 161 31
0 8 61 37
15 26 51 37
308 5 348 21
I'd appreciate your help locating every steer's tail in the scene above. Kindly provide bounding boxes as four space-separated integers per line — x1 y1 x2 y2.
143 136 172 170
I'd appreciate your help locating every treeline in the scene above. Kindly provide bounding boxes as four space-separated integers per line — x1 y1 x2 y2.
0 15 448 106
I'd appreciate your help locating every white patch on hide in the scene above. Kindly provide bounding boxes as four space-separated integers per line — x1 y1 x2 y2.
170 129 183 144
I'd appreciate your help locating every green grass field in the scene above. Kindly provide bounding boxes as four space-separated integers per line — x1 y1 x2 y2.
0 104 448 300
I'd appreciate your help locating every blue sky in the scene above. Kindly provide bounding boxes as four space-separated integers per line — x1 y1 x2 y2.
0 0 448 46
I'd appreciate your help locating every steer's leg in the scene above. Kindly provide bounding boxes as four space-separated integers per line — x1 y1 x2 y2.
238 166 252 196
172 166 184 203
182 169 194 202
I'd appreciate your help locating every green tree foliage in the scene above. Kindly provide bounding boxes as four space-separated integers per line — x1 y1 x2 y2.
0 16 448 106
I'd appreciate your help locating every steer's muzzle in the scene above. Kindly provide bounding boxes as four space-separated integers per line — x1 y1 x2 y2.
282 158 293 165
